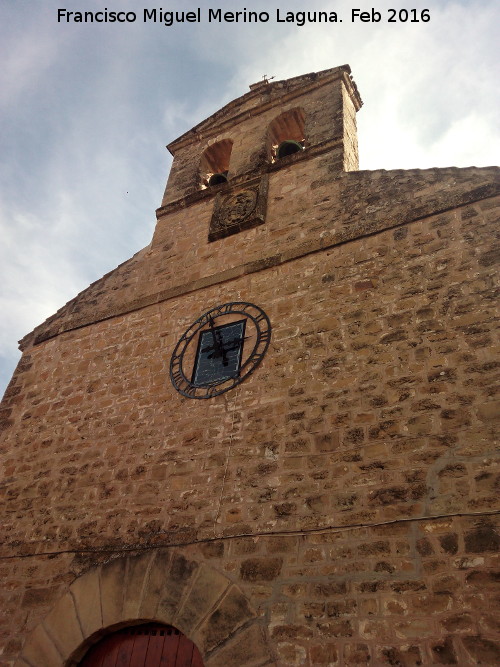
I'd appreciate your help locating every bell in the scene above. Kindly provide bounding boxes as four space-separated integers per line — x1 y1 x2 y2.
208 172 228 186
276 140 303 159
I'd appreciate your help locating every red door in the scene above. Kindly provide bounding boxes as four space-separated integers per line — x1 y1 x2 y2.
80 624 204 667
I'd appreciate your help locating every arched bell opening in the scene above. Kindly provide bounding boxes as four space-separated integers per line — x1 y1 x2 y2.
200 139 233 189
79 622 204 667
267 108 306 163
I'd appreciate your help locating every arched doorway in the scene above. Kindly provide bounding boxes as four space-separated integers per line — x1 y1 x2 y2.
18 551 274 666
79 623 204 666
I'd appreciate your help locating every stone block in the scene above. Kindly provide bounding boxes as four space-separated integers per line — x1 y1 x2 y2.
394 618 432 639
317 619 354 637
100 557 127 627
462 635 500 664
311 642 339 665
43 593 84 659
441 613 475 634
139 550 172 618
464 522 500 553
343 643 369 665
359 618 392 641
123 552 155 620
465 569 500 589
21 625 62 667
20 586 59 609
175 563 230 634
276 642 307 666
377 645 422 667
431 635 459 664
240 558 283 582
156 553 199 621
205 623 273 667
477 400 499 421
70 568 102 638
197 585 256 653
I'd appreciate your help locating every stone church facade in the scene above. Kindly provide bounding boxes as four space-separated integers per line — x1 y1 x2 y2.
1 66 499 666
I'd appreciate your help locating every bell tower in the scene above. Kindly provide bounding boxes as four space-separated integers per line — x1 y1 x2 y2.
144 66 362 309
161 65 361 207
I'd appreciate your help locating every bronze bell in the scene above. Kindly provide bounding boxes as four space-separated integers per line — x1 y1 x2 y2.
208 172 228 186
276 140 303 159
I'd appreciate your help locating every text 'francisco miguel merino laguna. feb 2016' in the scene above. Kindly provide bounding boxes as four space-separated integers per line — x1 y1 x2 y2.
57 7 431 26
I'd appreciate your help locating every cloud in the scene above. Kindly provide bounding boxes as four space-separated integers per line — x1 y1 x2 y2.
223 0 499 169
0 4 60 109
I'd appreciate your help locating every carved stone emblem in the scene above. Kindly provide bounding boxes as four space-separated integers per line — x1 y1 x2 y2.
221 190 257 223
208 175 268 242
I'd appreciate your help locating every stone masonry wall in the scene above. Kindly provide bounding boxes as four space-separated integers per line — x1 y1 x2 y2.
17 165 500 351
1 190 499 665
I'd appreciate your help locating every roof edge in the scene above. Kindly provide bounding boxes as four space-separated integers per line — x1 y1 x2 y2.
167 65 361 155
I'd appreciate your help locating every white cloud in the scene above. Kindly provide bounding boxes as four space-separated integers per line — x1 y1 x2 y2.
225 0 499 169
0 17 59 109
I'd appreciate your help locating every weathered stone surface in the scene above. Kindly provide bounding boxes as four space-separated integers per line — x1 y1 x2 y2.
240 558 283 582
462 636 500 664
464 523 500 553
70 569 102 638
99 558 127 627
17 168 500 350
271 624 313 641
465 569 500 589
139 550 172 618
122 552 155 620
175 563 230 634
198 585 256 653
311 642 339 665
43 593 83 659
431 636 458 664
441 613 475 633
205 623 274 667
156 553 199 620
21 625 62 667
343 642 369 665
439 533 458 555
20 586 59 609
377 645 422 666
276 642 307 666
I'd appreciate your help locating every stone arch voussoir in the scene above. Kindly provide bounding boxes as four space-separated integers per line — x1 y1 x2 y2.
16 549 274 667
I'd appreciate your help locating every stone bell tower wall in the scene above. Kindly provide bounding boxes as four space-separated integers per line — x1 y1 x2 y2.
161 66 361 206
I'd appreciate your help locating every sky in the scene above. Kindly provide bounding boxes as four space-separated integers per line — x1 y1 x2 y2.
0 0 499 398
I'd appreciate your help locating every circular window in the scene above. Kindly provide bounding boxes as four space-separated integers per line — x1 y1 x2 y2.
79 623 204 666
